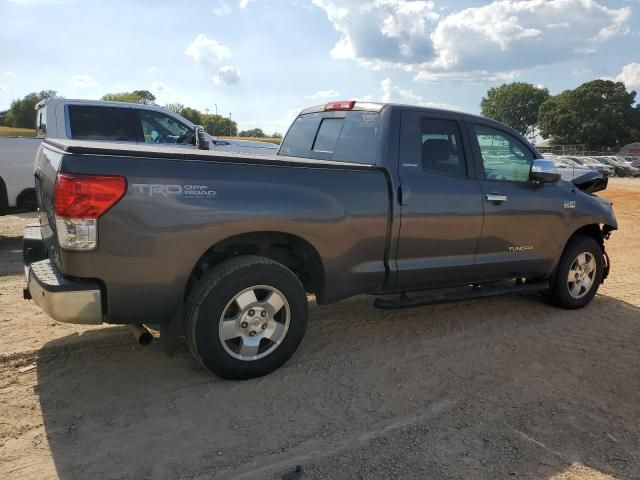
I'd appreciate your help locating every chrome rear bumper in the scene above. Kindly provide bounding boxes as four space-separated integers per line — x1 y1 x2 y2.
24 226 103 325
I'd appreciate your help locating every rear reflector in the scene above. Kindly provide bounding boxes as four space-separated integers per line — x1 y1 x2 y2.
324 101 355 111
55 173 126 219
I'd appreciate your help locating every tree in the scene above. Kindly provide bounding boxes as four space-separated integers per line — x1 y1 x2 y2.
101 90 156 105
538 80 640 148
180 107 203 125
4 90 59 128
271 132 283 139
164 103 185 114
239 128 266 138
480 82 550 138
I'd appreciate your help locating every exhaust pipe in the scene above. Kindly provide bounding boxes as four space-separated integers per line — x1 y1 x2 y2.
126 324 153 346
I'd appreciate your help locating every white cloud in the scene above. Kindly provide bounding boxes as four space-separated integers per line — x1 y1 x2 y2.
429 0 630 73
239 0 254 7
214 65 241 85
380 78 459 110
184 34 231 68
71 74 96 86
0 85 7 91
314 0 631 82
144 66 159 73
616 63 640 90
306 89 341 100
313 0 439 68
414 70 519 83
5 71 17 77
213 0 232 16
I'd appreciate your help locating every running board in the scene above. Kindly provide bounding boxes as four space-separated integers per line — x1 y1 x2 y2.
373 280 550 310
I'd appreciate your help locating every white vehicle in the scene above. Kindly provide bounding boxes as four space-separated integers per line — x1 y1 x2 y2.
0 99 277 215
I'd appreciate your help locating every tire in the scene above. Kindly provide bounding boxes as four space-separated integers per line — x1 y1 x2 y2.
546 235 604 309
0 177 8 216
185 255 308 380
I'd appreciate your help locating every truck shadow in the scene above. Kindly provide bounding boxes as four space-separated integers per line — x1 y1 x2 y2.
34 293 640 479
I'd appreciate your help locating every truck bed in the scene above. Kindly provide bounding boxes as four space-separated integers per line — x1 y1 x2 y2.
36 139 393 324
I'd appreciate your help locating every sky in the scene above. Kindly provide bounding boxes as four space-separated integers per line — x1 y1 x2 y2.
1 0 639 133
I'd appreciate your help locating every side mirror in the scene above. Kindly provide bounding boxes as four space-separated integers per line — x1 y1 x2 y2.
530 159 561 183
194 126 210 150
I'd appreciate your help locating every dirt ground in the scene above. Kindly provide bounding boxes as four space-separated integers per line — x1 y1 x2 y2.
1 179 639 480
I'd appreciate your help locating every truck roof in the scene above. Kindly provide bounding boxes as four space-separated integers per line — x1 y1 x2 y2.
35 98 182 116
299 100 512 130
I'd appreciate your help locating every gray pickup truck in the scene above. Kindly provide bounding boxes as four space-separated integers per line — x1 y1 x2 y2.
23 101 617 379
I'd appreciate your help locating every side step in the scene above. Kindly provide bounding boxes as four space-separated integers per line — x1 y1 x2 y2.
373 280 550 310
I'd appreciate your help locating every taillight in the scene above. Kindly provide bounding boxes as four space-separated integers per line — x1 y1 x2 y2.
54 173 126 251
324 101 355 111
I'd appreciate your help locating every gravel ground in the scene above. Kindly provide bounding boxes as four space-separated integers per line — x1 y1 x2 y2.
0 179 639 480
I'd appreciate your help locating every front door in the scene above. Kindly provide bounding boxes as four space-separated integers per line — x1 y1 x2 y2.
394 110 484 290
469 122 567 281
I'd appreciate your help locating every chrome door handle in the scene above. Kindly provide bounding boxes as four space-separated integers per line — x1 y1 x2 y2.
485 193 508 203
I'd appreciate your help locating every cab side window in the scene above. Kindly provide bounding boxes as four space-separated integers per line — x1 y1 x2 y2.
139 110 193 145
474 125 534 182
420 118 467 177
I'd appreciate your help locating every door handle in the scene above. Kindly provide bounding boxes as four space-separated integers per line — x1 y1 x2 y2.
485 193 508 203
398 185 410 205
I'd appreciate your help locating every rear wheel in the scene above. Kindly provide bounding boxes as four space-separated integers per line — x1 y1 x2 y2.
546 235 604 309
185 255 308 379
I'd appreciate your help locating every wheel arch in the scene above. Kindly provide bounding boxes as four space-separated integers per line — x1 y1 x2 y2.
185 231 325 302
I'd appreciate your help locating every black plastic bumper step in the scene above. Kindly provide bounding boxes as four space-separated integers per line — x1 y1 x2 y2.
373 280 550 310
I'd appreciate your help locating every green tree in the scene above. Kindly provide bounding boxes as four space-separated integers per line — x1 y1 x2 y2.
4 90 59 128
480 82 550 138
180 107 203 125
538 79 640 148
101 90 156 105
239 128 266 138
164 103 185 114
271 132 283 139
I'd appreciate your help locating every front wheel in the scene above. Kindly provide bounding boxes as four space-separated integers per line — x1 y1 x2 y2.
546 235 604 309
185 255 308 379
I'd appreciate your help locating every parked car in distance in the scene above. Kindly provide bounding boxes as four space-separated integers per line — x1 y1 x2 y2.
24 101 617 379
0 99 277 215
597 156 640 177
548 156 593 181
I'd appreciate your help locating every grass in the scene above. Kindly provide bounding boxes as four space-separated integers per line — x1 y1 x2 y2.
0 126 37 137
220 136 281 145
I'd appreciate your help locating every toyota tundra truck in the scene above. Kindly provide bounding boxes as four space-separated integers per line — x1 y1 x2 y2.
23 101 617 379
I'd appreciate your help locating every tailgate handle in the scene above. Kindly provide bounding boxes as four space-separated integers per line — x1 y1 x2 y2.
485 193 508 203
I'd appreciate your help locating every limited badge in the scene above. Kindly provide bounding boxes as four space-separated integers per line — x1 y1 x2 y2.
564 200 576 209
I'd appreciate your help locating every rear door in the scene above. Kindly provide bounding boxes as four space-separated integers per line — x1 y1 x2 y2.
394 110 484 290
469 121 567 280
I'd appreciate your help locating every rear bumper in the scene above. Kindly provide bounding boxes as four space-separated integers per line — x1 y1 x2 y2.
24 226 103 325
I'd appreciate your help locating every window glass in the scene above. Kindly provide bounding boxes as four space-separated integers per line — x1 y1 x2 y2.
139 110 193 145
474 125 534 182
278 113 322 157
69 106 138 142
420 118 466 177
280 111 380 164
36 106 47 136
313 118 343 153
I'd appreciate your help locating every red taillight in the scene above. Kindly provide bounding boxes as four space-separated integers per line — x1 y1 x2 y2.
55 173 126 219
324 101 355 111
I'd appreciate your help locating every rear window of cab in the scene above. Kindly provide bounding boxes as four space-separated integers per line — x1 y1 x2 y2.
279 111 381 164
